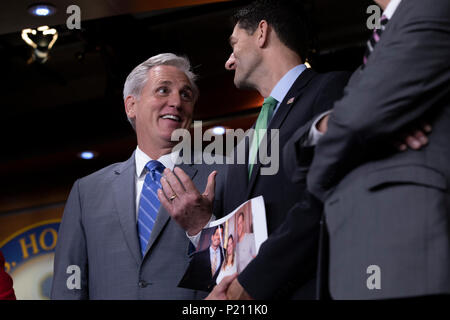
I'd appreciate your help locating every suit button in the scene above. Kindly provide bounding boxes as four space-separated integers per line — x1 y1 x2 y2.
138 280 148 288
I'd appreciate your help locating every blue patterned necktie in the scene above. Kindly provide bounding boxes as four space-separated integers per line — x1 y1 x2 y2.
137 160 165 257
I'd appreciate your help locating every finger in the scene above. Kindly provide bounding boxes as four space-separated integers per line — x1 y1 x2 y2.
216 274 238 297
317 114 330 133
225 277 240 300
393 140 407 152
413 130 428 146
160 175 177 200
405 135 422 150
203 171 217 202
157 188 173 212
204 288 218 300
163 168 187 196
220 273 238 289
174 167 200 195
422 122 432 133
205 274 237 300
205 284 225 300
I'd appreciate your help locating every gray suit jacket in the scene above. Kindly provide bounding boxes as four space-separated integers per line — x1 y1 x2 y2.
305 0 450 299
51 152 225 299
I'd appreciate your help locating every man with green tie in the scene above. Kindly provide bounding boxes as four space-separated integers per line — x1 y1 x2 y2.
160 0 351 299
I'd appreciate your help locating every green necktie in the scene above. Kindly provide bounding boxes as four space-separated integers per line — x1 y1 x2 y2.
248 96 278 179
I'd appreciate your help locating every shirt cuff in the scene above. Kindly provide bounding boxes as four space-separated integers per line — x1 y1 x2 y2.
304 110 332 146
186 214 216 248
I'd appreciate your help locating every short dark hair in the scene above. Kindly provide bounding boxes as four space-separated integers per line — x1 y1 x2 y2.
231 0 312 61
213 225 224 234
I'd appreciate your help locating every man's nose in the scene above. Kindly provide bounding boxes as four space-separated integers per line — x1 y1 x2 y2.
225 53 236 70
168 92 182 109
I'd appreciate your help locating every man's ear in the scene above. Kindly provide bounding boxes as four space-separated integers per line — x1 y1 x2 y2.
125 95 136 119
256 20 270 48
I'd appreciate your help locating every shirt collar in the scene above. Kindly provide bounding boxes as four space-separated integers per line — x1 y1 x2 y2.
135 146 178 178
383 0 402 20
269 64 307 105
209 245 220 255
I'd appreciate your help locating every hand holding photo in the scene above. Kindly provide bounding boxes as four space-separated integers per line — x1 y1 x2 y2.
178 196 267 291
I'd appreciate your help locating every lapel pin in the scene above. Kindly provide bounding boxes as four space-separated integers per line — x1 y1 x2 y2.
287 97 295 104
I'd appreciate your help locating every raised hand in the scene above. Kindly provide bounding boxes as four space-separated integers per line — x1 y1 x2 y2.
158 167 217 236
394 123 432 151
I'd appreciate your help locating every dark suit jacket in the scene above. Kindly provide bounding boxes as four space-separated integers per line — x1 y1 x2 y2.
51 152 225 299
178 246 224 292
290 0 450 299
218 69 350 299
0 251 15 300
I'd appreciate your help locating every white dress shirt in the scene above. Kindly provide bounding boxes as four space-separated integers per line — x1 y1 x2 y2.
209 245 222 273
134 146 178 220
268 64 307 122
383 0 402 20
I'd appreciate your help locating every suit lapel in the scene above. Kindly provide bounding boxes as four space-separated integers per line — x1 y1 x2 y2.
112 154 141 266
247 68 317 195
224 136 251 210
143 162 198 257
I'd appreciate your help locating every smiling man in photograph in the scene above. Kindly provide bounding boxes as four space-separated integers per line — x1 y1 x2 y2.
179 225 225 292
51 53 224 299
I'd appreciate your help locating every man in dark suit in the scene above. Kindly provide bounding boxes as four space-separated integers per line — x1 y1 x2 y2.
51 53 224 299
0 251 15 300
179 225 224 292
162 0 351 299
286 0 450 299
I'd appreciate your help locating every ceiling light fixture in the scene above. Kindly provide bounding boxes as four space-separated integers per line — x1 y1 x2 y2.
28 3 57 17
212 126 226 135
21 25 58 64
79 151 96 160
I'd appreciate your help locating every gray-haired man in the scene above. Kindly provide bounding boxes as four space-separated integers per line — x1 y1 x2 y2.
51 53 224 299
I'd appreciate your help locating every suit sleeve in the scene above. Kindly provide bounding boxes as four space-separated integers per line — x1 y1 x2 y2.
238 194 322 299
283 72 351 185
51 180 89 299
308 1 450 200
283 118 316 184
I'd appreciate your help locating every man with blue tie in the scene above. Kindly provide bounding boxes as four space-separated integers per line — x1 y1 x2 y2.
51 53 224 299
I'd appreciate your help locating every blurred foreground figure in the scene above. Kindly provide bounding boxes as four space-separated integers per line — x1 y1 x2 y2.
286 0 450 299
0 251 16 300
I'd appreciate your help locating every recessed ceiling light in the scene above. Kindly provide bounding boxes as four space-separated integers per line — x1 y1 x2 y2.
28 3 56 17
79 151 96 160
212 126 226 135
